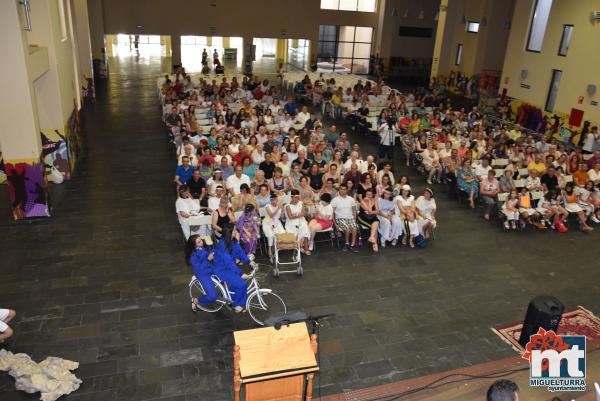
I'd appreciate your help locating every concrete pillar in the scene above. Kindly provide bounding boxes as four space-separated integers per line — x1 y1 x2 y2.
276 39 288 66
243 36 253 75
72 0 93 78
430 0 449 80
374 0 394 77
87 0 105 59
0 0 49 219
170 34 181 72
223 37 230 49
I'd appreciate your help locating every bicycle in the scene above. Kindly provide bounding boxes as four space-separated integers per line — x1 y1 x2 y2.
188 262 287 325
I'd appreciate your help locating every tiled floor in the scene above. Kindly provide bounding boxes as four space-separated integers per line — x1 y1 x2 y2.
0 55 599 401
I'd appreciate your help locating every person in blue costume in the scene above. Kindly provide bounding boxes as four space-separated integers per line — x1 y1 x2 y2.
185 235 218 312
213 223 251 313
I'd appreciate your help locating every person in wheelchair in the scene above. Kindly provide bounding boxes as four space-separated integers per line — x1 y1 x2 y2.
213 223 253 312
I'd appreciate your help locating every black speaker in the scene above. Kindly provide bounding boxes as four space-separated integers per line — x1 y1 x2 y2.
518 295 564 347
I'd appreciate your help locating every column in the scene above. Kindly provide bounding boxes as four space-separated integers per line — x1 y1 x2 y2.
0 0 49 219
374 0 393 78
430 0 449 80
73 0 94 78
170 34 181 72
86 0 105 59
276 39 288 67
242 36 253 75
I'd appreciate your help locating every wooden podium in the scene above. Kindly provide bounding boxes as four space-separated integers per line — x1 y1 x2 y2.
233 323 319 401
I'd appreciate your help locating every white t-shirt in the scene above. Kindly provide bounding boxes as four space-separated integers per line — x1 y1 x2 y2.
583 133 597 153
475 164 492 178
296 112 310 124
588 169 600 183
226 174 251 194
252 150 266 165
395 194 415 210
331 195 356 219
343 158 365 172
176 197 200 225
316 203 333 219
208 196 223 211
279 119 294 132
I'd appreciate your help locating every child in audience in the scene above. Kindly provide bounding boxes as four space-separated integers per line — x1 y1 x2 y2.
405 211 420 248
518 188 545 229
563 182 593 232
237 204 260 255
502 189 520 230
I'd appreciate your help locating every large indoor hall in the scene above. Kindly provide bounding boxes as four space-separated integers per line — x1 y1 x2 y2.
0 1 599 401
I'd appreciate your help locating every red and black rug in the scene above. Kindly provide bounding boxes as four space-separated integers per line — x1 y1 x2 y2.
492 306 600 352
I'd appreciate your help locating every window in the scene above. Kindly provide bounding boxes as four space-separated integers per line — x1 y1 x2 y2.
320 0 376 12
545 69 562 112
288 39 309 71
317 25 373 74
57 0 67 41
558 24 573 56
467 21 480 33
527 0 553 52
455 44 463 66
181 36 207 45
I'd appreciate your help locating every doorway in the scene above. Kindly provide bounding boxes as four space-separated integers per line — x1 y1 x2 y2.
181 36 243 73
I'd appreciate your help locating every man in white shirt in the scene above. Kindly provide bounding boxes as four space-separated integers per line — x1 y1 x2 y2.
363 155 377 174
279 114 294 133
176 185 202 240
583 126 598 154
377 120 396 161
178 144 198 166
343 151 365 172
226 165 251 195
208 185 228 212
240 115 256 131
331 184 359 252
475 158 492 181
295 106 310 125
377 161 395 184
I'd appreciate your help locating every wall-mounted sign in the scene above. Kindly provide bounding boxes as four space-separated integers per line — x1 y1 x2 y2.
592 101 598 106
520 83 531 89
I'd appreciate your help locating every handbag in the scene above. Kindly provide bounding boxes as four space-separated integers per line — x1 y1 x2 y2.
414 234 428 248
554 220 568 233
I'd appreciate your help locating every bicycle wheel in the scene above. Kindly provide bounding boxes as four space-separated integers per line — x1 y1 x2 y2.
189 279 225 313
247 290 287 326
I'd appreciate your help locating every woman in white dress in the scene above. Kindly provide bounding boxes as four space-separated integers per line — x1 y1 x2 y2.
285 189 311 253
377 189 403 246
395 184 416 244
415 188 437 238
262 195 286 256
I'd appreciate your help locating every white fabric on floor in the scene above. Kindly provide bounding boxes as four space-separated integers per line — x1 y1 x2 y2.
0 349 82 401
